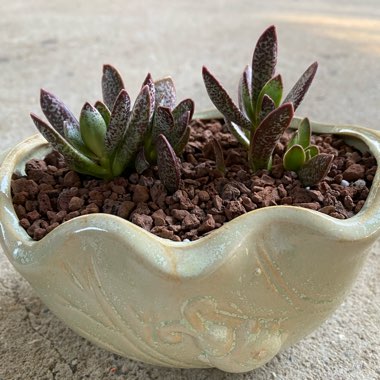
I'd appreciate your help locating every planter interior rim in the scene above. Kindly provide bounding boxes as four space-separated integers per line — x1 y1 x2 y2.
1 116 380 262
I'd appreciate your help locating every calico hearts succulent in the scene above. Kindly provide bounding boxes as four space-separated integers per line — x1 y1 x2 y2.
202 25 332 186
31 65 194 192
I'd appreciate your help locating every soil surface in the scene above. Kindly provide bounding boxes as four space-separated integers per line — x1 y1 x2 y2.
11 119 377 242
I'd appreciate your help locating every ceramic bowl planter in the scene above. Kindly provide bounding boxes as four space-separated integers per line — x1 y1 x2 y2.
0 116 379 373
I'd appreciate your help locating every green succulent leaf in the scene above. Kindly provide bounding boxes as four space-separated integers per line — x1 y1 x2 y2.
135 148 150 174
63 120 97 160
40 89 79 136
251 25 278 107
298 153 334 187
202 66 252 130
112 85 151 176
258 94 276 124
305 144 319 158
283 144 306 171
155 77 176 110
283 62 318 111
104 89 131 156
142 73 156 120
256 74 283 119
102 64 125 110
226 120 250 148
152 106 174 142
156 134 181 193
31 113 108 177
298 117 311 148
250 103 294 171
80 102 107 158
94 101 111 127
238 65 255 121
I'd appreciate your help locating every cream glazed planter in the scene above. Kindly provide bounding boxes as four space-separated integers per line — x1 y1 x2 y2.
1 117 380 373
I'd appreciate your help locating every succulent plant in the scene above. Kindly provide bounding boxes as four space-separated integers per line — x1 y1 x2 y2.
30 65 194 192
283 118 334 186
202 25 319 175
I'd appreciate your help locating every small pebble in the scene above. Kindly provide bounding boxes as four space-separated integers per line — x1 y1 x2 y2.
341 179 350 187
353 179 366 189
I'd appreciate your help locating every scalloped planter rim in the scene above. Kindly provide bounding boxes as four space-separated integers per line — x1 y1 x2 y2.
0 115 380 373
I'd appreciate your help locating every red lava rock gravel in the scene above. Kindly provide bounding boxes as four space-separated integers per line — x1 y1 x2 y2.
11 119 377 241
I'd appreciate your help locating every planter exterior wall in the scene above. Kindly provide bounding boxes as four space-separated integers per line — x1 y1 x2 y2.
1 119 380 373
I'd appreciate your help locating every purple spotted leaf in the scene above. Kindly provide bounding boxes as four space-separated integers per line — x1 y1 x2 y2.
212 137 226 175
170 110 190 149
112 85 151 176
156 134 181 193
298 153 334 187
283 62 318 111
40 89 79 136
258 94 276 123
31 113 108 177
173 125 191 155
135 148 150 174
155 77 176 110
250 103 294 171
202 66 252 130
142 73 156 120
102 64 125 110
79 103 107 158
238 65 255 121
251 25 278 107
152 106 174 142
104 90 131 156
94 100 111 126
172 98 194 123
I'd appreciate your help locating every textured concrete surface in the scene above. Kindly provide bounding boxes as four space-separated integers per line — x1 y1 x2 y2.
0 0 379 379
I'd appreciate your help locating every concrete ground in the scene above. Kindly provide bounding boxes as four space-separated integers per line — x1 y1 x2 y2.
0 0 379 378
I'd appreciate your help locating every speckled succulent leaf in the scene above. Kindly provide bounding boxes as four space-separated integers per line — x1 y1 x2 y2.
40 89 79 136
250 103 294 171
283 144 306 171
298 118 311 148
171 111 190 149
256 74 283 118
111 85 151 176
258 94 276 124
212 137 226 175
156 134 181 193
238 65 255 121
152 106 174 142
155 77 176 110
226 120 250 148
202 66 252 130
31 113 107 177
298 153 334 186
94 101 111 127
142 73 156 120
102 64 125 110
63 120 97 160
306 144 319 158
135 148 150 174
173 125 191 155
172 98 195 123
79 102 107 158
104 90 131 156
283 62 318 111
251 25 278 107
